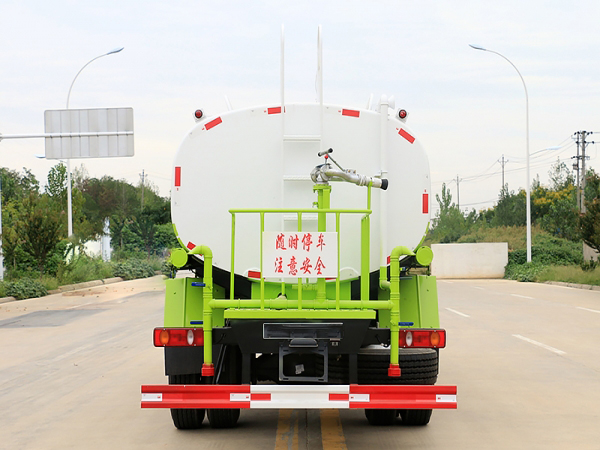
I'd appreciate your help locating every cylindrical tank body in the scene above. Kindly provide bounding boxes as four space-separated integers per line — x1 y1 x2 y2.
171 102 431 279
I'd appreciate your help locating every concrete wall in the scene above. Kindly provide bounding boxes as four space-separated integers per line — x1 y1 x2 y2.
430 243 508 279
583 243 599 262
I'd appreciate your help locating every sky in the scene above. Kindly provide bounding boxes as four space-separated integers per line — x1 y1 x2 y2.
1 0 599 217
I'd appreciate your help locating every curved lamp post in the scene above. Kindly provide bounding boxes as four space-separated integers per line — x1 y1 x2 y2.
469 44 531 263
65 47 124 237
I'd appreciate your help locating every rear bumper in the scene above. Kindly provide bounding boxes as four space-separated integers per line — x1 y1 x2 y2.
141 384 457 410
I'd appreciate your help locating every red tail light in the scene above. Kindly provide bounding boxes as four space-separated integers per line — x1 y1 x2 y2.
399 329 446 348
153 328 204 347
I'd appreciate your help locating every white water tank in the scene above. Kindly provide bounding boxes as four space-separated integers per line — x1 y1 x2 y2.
171 102 431 279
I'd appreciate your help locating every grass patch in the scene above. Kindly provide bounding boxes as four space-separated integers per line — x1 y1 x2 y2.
56 256 114 286
455 225 545 251
536 265 600 286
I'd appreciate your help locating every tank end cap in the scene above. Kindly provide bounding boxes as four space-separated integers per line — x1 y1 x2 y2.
202 363 215 377
388 364 401 377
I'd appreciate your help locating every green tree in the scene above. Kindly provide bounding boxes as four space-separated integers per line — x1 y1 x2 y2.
580 198 600 253
153 223 179 254
532 160 578 240
584 168 600 204
18 193 64 274
429 183 469 243
492 185 526 227
548 158 575 191
46 162 68 202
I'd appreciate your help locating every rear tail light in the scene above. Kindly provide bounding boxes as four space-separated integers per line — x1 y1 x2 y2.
153 328 204 347
399 329 446 348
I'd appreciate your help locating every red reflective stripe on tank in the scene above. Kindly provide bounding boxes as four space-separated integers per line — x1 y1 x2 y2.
251 393 271 401
387 255 391 265
174 167 181 187
341 109 360 117
248 271 261 279
423 192 429 214
329 393 349 402
399 128 415 143
187 242 196 250
267 107 282 114
205 117 222 130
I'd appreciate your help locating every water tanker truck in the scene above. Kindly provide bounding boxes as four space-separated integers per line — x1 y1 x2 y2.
141 28 457 429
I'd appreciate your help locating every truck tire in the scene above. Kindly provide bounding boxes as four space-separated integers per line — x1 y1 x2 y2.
358 347 438 385
325 347 438 385
364 408 397 426
207 345 242 429
399 408 432 426
207 408 241 429
168 374 205 429
350 347 437 426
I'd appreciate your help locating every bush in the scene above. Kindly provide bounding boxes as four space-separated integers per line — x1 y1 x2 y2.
112 259 156 280
56 255 114 285
4 278 48 300
505 233 583 282
162 260 176 278
504 262 546 282
580 260 598 272
507 234 582 267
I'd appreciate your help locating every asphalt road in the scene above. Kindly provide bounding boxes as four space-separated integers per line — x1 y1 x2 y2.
1 276 599 449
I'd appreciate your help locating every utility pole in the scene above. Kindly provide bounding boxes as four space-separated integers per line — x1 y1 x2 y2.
573 131 594 213
573 134 580 210
140 169 145 211
581 131 594 213
498 154 509 190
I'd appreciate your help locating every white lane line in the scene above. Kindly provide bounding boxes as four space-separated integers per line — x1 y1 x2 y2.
66 301 97 309
512 335 566 355
473 287 485 290
445 308 470 318
511 294 535 299
577 306 600 314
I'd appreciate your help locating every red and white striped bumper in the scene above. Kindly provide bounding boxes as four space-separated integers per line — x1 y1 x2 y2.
141 384 457 410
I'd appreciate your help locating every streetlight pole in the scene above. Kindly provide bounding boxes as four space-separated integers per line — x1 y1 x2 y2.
469 44 531 263
65 47 124 237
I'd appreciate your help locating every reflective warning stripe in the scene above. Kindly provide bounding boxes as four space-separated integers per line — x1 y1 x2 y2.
205 117 222 130
174 166 181 187
141 384 457 410
423 192 429 214
267 107 282 114
341 109 360 117
399 128 415 143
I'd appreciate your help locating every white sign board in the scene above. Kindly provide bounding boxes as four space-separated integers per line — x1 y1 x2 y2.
262 231 338 278
44 107 134 159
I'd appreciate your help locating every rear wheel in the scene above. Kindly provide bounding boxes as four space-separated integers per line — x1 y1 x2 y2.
399 408 432 426
336 347 438 426
364 408 397 426
168 374 205 429
207 345 242 429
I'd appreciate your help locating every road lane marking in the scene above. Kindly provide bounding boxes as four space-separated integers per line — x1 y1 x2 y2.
512 335 566 355
473 286 485 290
577 306 600 314
66 301 97 309
511 294 535 299
445 308 470 318
275 409 299 450
320 409 347 450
